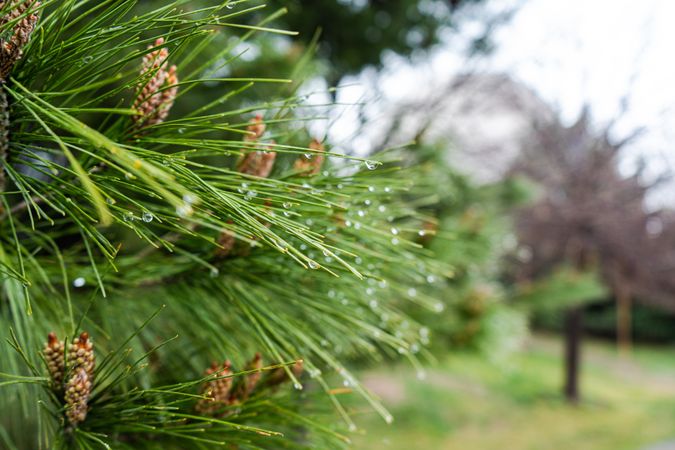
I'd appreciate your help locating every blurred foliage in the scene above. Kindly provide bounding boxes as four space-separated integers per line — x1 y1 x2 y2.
513 267 608 313
260 0 485 84
392 144 530 361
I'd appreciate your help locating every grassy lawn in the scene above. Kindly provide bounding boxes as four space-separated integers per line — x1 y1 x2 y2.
350 335 675 450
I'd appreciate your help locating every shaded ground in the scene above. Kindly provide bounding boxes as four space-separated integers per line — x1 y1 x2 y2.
350 335 675 450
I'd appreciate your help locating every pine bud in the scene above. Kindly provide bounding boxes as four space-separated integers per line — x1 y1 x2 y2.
43 332 65 389
0 0 40 80
264 359 304 389
293 139 325 176
196 360 233 415
236 116 276 178
230 352 262 403
244 114 265 141
67 331 95 379
215 220 236 258
132 38 179 130
237 149 276 178
64 368 91 426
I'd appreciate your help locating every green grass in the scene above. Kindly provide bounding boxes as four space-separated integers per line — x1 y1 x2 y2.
349 335 675 450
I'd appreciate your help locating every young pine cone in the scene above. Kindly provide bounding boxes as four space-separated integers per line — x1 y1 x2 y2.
236 116 276 178
264 359 304 389
215 226 236 258
67 331 95 379
293 139 325 176
0 0 41 80
196 360 233 415
229 352 262 403
64 368 91 426
43 332 65 389
132 38 179 130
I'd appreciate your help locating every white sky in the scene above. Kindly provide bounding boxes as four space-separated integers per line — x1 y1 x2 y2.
320 0 675 206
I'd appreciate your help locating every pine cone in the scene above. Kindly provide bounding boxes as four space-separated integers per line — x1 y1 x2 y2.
293 139 325 176
64 368 91 426
236 116 276 178
229 352 262 403
132 38 179 130
196 360 233 415
43 332 65 389
0 0 41 80
67 332 95 379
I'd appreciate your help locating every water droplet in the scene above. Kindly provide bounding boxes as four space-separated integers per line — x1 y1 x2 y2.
142 212 154 223
434 302 445 312
355 257 362 264
305 219 314 226
210 267 219 278
407 288 417 297
349 424 357 432
302 183 311 189
384 186 392 193
176 203 193 218
328 289 336 298
354 222 362 230
82 56 93 64
368 186 375 192
183 193 197 204
345 220 352 227
225 0 235 8
365 160 378 170
369 299 378 309
73 277 86 288
426 275 436 283
304 153 312 159
384 414 394 424
378 205 386 213
391 237 399 245
337 183 344 189
125 172 135 180
366 287 375 295
275 240 288 252
411 343 420 353
397 347 407 354
391 227 399 235
293 382 303 390
420 327 430 338
364 199 372 206
105 197 116 205
357 210 365 217
283 211 291 217
123 212 135 222
178 128 186 134
308 260 319 269
418 230 426 236
283 202 292 209
417 370 427 380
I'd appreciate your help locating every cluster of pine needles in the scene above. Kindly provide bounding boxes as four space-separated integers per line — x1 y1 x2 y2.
0 1 456 449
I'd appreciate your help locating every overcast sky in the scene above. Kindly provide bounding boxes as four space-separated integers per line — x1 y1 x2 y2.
322 0 675 206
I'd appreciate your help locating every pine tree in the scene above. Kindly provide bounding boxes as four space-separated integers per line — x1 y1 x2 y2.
0 2 464 449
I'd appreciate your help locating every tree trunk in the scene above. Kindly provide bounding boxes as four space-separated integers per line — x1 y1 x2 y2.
616 283 632 356
563 307 583 403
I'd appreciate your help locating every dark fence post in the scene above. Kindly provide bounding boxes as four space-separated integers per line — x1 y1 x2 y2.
563 306 582 403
